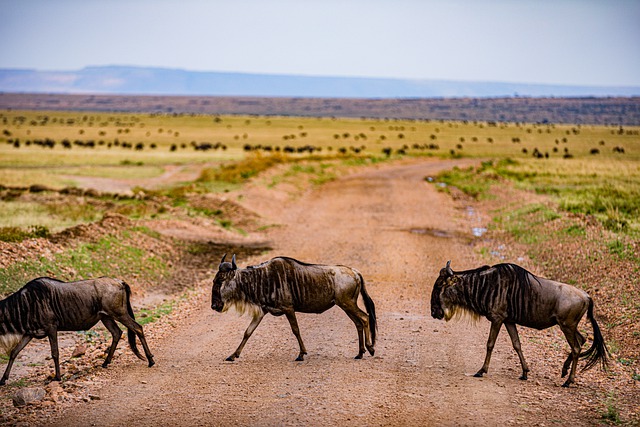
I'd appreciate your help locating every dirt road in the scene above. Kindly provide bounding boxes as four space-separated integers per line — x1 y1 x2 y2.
41 159 596 426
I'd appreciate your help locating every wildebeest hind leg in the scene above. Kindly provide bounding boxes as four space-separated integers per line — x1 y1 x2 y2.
344 311 365 359
560 325 582 387
562 330 585 378
117 315 155 367
505 323 529 380
475 321 503 378
284 310 307 361
227 311 265 361
339 302 371 358
0 335 32 385
101 317 123 367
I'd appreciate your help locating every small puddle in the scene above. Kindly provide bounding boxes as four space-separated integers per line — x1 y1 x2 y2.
408 228 454 238
467 206 488 238
472 227 487 237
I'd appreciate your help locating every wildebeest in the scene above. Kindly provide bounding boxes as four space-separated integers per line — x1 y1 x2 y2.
211 254 377 361
0 277 155 385
430 261 608 387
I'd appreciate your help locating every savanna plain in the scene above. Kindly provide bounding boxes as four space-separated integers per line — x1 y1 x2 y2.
0 107 638 425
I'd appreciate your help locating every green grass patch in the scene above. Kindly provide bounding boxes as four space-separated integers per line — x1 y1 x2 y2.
137 300 176 326
0 233 168 296
0 225 50 242
198 152 291 184
434 158 640 234
282 162 339 186
493 203 560 244
601 392 622 424
607 239 638 262
434 160 502 199
46 200 101 222
562 224 586 237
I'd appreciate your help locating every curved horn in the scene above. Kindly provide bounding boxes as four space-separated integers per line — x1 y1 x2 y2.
231 254 237 270
445 260 453 276
220 253 227 266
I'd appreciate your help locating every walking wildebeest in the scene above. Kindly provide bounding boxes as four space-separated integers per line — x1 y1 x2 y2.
430 261 608 387
211 254 377 361
0 277 155 385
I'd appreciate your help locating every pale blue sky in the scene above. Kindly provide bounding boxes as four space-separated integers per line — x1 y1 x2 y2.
1 0 639 87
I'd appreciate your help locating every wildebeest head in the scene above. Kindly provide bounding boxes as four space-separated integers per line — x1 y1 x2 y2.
211 253 237 312
430 260 457 320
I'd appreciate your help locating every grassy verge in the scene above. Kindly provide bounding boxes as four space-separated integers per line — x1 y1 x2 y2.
0 231 169 296
435 158 640 234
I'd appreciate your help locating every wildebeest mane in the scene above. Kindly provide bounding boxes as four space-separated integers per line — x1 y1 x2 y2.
457 263 539 286
247 256 325 269
454 263 541 321
237 257 336 309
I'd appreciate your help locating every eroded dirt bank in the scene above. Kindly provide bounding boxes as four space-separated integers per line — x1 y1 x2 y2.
19 159 610 426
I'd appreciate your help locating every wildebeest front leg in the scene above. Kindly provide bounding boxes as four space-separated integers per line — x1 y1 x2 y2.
101 317 123 367
227 310 265 361
284 310 307 361
47 330 61 381
0 335 32 385
505 322 529 380
475 320 503 378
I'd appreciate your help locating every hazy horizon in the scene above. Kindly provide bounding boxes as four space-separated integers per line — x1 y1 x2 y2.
1 0 639 89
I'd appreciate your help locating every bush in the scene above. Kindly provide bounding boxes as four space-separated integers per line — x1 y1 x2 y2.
0 225 50 242
198 153 290 184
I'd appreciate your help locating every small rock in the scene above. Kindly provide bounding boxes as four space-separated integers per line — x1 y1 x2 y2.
72 344 87 358
46 382 65 402
13 387 46 407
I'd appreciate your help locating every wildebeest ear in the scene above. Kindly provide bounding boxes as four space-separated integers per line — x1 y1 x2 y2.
445 260 453 276
231 254 237 270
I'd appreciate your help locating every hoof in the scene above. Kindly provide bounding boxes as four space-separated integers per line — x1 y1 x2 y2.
519 375 528 381
0 380 5 386
102 362 110 368
473 372 484 378
148 359 155 368
295 356 304 362
367 347 375 356
354 354 363 360
225 355 236 362
561 370 568 378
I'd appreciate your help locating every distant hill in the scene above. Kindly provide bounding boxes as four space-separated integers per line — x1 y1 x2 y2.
1 66 639 98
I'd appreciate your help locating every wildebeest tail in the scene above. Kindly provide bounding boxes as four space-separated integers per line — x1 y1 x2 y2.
358 272 377 346
580 298 609 371
123 281 146 361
